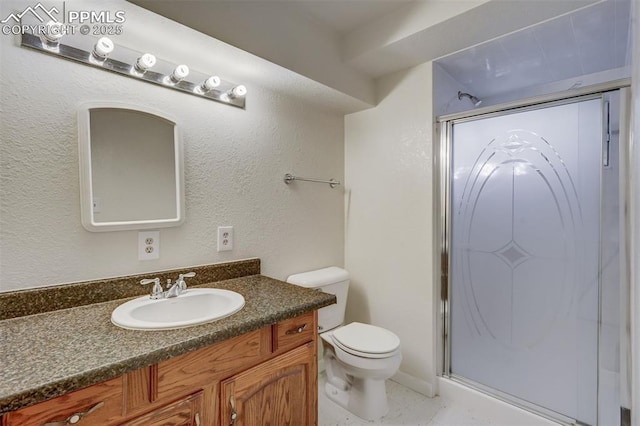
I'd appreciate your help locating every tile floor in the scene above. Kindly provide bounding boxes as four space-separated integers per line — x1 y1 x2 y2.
318 373 496 426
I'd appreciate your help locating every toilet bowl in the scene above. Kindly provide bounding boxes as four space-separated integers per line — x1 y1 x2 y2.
320 322 402 420
286 267 402 421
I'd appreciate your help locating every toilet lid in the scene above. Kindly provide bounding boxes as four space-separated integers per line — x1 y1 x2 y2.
331 322 400 355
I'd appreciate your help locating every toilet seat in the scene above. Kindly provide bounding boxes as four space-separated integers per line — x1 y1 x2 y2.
331 322 400 359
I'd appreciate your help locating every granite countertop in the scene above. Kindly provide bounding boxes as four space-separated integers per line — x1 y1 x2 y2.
0 274 335 414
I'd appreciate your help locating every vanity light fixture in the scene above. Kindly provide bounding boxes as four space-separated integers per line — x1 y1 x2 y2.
39 21 64 47
221 85 247 102
228 84 247 98
92 37 114 60
200 76 221 92
169 64 189 83
134 53 156 73
20 18 247 108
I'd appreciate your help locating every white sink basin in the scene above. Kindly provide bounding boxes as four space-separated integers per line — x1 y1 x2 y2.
111 288 245 330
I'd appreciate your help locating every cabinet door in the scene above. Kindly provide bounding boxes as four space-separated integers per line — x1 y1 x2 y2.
220 342 316 426
120 390 203 426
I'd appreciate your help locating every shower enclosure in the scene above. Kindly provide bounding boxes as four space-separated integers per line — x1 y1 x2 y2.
438 88 628 425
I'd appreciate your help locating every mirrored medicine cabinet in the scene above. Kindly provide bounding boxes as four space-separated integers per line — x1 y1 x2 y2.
78 103 185 232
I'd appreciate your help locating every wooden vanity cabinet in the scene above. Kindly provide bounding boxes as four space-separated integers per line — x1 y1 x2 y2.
2 311 317 426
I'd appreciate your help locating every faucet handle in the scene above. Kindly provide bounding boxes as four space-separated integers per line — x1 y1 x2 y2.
176 272 195 292
140 278 164 299
178 272 196 280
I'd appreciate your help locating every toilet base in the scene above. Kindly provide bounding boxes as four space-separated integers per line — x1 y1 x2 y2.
324 377 390 421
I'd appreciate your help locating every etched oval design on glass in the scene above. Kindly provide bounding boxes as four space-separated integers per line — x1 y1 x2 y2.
454 129 583 350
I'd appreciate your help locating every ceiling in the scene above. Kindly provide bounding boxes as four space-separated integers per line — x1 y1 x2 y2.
288 0 415 34
127 0 628 109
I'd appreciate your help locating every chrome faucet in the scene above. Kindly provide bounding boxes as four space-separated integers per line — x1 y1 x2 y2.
140 272 196 299
165 272 196 298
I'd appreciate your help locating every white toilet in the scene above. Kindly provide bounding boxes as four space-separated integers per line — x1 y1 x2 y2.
287 267 402 421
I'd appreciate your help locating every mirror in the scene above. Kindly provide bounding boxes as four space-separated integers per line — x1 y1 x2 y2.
78 103 184 232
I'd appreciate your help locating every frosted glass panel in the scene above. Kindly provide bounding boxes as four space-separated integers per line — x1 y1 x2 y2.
450 99 601 424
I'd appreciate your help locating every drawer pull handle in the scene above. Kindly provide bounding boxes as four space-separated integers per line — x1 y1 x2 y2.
285 323 307 335
195 412 201 426
43 401 104 426
229 395 237 425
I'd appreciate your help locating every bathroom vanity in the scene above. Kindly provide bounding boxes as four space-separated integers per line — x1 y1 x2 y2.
0 259 334 426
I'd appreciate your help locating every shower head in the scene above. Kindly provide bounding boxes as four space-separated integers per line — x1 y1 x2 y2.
458 91 482 107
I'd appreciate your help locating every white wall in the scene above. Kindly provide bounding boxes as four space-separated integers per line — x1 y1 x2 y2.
0 5 344 292
344 62 435 395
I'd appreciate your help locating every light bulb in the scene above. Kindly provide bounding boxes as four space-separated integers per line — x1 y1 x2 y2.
170 64 189 83
40 21 64 44
228 85 247 98
135 53 156 72
92 37 114 59
201 76 221 92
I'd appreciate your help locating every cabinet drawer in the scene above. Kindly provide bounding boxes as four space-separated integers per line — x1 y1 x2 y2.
272 311 316 354
3 377 123 426
157 328 271 401
121 390 203 426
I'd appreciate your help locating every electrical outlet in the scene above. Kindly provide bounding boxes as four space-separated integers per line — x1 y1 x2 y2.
217 226 233 252
139 231 160 260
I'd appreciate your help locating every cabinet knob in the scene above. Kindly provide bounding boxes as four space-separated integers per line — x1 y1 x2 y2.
42 401 104 426
285 323 307 335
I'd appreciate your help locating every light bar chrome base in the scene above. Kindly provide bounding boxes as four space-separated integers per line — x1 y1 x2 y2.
20 31 246 109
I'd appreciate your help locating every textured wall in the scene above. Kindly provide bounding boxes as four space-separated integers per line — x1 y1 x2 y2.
344 63 435 394
0 11 344 291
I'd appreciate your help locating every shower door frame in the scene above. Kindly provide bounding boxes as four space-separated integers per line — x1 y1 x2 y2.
434 80 631 425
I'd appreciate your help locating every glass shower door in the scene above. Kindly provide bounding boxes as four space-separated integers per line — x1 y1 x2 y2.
449 97 602 424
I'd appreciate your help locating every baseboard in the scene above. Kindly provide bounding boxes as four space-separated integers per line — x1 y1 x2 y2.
391 370 434 397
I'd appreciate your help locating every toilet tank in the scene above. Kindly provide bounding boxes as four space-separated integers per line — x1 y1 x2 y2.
286 267 349 332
